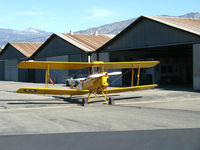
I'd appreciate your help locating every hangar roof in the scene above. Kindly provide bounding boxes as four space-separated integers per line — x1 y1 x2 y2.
30 33 114 58
0 42 42 58
146 16 200 36
97 16 200 52
55 33 114 52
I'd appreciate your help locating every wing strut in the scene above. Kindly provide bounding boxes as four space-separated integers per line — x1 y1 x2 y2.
45 64 50 88
131 68 134 87
137 64 141 86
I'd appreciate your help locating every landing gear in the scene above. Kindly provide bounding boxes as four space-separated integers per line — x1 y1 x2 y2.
82 98 88 106
108 97 114 105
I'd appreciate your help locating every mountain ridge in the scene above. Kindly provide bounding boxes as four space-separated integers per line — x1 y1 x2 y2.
76 12 200 35
0 28 51 48
0 12 200 48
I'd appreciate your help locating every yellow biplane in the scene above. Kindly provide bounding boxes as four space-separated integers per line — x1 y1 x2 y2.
17 60 159 105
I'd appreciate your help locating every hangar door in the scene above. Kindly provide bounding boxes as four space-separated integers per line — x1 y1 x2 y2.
5 59 18 81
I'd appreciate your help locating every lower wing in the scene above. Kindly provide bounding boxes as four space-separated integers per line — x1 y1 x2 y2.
17 87 89 95
103 84 158 94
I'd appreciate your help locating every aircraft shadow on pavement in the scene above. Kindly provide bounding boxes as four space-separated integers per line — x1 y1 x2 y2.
5 95 142 105
53 96 82 104
5 97 82 105
0 99 62 102
7 102 69 105
113 96 142 101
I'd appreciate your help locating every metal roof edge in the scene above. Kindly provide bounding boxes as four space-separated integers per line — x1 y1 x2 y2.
144 16 200 36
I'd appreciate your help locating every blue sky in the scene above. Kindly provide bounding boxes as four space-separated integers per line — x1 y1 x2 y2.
0 0 199 32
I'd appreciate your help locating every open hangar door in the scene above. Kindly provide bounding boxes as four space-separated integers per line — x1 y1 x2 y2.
109 44 193 87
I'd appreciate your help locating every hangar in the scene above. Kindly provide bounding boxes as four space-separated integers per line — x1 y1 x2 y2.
31 33 113 83
97 16 200 90
0 42 42 82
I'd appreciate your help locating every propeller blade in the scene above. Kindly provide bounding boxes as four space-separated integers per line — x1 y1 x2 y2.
89 73 105 78
89 72 121 78
108 72 122 76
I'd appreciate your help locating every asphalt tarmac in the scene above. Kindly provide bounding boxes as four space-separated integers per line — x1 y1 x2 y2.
0 81 200 149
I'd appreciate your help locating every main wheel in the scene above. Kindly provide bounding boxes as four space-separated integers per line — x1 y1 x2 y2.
75 81 79 87
82 98 88 106
108 97 114 105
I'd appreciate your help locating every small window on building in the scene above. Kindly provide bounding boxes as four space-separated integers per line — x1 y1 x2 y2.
161 65 167 73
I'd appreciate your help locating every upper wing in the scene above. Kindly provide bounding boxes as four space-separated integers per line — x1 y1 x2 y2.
103 84 158 94
17 87 89 95
102 61 159 69
18 61 159 70
17 61 94 69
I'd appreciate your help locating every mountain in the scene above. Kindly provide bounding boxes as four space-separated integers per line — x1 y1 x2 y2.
77 18 135 35
179 12 200 18
0 28 51 48
76 12 200 35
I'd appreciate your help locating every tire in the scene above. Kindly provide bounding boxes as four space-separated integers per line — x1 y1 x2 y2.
82 98 87 106
66 81 70 86
75 81 79 87
108 97 114 105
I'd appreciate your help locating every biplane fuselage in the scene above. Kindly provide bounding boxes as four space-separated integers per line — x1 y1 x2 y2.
76 72 109 94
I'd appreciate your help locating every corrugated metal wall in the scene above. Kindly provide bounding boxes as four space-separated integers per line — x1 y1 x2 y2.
5 59 18 81
0 45 26 82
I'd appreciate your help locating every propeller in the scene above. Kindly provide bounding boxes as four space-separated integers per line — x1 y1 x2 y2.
89 72 122 78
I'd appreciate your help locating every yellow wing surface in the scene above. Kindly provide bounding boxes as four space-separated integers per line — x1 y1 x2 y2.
18 61 159 69
17 87 89 95
103 84 158 94
17 84 157 95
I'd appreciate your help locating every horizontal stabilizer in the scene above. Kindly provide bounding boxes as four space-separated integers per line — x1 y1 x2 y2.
17 87 89 95
103 84 158 94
